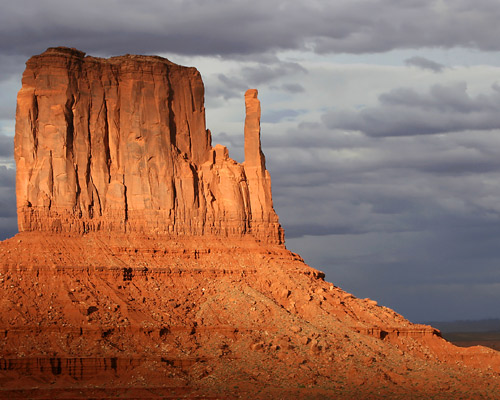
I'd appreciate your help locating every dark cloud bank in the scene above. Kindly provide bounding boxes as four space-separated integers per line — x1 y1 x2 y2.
2 0 500 57
323 82 500 137
0 165 17 240
405 56 446 72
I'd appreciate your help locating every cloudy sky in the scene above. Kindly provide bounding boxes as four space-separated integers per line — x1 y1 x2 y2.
2 0 500 322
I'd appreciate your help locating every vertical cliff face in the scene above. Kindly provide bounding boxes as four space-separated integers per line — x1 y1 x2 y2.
15 47 283 243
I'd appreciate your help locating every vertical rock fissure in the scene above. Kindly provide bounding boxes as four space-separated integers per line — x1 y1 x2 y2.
171 176 177 228
190 162 200 209
165 68 177 148
86 90 93 201
64 95 75 161
188 79 196 112
102 95 111 184
123 180 128 230
74 164 81 215
31 94 39 154
48 150 54 199
115 68 121 173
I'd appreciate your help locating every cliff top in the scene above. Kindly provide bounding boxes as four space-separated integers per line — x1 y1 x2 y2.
34 46 180 66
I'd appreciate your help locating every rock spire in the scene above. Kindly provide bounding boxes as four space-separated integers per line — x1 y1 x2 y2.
15 47 283 243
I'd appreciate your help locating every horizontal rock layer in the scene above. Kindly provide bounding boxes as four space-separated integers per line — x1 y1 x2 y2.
2 232 500 398
15 47 283 243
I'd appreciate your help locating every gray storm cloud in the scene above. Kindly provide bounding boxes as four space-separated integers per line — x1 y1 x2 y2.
322 83 500 137
0 166 16 239
405 56 446 72
0 134 14 158
2 0 500 57
214 61 308 100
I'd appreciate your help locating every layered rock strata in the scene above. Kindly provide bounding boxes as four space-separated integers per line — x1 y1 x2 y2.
2 232 500 398
15 47 283 243
4 47 500 398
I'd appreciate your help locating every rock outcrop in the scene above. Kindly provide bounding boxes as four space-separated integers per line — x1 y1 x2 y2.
5 47 500 398
15 47 283 243
2 232 500 398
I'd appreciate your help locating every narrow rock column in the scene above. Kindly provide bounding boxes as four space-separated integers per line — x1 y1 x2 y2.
244 89 265 171
243 89 283 243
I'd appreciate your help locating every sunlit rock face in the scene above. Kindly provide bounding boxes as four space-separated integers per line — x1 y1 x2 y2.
4 47 500 399
15 47 283 243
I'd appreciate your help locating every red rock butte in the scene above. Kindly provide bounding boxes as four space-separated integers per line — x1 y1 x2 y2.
2 47 500 398
15 47 283 244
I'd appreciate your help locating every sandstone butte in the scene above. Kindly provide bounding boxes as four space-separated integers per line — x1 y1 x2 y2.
1 47 500 399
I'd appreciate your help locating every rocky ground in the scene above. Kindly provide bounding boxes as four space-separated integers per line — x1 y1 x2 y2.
1 232 500 399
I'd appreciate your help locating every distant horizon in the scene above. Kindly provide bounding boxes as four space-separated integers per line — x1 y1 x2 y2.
423 317 500 324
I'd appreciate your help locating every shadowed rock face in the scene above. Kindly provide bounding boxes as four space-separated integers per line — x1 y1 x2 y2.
15 47 283 243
